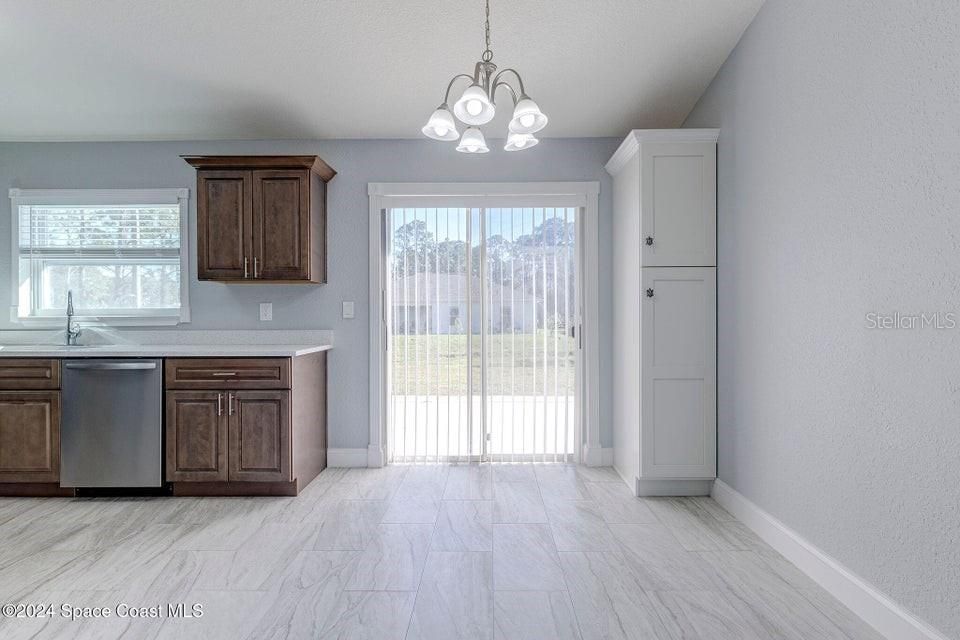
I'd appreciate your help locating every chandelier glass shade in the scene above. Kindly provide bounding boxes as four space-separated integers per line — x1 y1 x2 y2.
456 127 490 153
508 97 548 134
422 0 547 153
453 85 496 125
422 107 460 141
504 131 538 151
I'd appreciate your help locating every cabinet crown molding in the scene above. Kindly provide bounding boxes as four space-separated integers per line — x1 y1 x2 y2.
605 129 720 176
181 155 336 182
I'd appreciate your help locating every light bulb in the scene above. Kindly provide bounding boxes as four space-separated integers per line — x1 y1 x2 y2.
434 126 448 137
467 145 478 152
519 113 536 128
514 138 527 148
466 99 483 116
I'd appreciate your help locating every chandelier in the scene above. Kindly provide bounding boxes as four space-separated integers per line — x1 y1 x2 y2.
421 0 548 153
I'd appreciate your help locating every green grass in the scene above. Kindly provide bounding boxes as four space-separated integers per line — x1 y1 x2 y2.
390 334 575 395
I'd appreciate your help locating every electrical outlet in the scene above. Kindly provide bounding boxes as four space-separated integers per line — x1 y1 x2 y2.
259 302 273 321
342 301 355 319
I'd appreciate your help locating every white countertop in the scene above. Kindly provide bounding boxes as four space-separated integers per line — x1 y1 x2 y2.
0 329 334 358
0 344 332 358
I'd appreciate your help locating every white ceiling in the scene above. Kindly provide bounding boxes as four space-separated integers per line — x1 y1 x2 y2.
0 0 763 141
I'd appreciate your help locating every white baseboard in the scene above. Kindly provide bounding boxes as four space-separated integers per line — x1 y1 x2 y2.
367 445 385 468
327 448 369 468
635 478 712 497
712 480 950 640
582 446 614 467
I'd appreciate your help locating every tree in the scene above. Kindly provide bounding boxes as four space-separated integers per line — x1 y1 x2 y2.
436 239 468 274
393 220 436 277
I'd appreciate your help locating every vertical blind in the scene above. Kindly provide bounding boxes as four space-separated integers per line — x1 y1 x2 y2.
388 206 578 463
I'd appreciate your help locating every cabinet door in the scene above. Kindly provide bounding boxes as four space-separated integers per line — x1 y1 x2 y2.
166 391 228 482
252 170 310 280
0 391 60 483
640 142 716 267
198 170 252 280
228 390 290 482
640 268 716 479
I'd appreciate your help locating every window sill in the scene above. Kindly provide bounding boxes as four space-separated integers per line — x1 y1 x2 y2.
11 313 189 328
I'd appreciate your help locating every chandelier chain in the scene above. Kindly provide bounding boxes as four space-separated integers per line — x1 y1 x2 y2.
482 0 492 62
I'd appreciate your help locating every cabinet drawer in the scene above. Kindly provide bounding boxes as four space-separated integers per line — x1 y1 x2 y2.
0 359 60 390
165 358 291 389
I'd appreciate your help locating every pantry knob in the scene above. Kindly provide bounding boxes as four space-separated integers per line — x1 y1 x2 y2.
646 288 654 298
645 236 654 246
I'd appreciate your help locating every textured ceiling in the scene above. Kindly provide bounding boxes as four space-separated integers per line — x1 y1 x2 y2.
0 0 763 141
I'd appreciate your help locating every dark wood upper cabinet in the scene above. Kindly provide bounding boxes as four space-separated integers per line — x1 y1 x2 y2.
253 170 310 280
197 171 251 280
184 156 335 283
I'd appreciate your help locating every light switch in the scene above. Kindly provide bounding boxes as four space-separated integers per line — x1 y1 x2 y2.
342 301 355 319
259 302 273 321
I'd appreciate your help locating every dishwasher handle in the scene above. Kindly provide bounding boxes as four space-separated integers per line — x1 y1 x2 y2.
65 362 158 371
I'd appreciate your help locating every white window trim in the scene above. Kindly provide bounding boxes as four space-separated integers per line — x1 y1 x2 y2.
366 182 601 468
8 188 191 327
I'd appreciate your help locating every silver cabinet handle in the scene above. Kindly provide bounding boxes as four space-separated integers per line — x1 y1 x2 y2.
65 362 157 370
217 393 223 416
253 257 259 278
211 372 237 377
244 257 249 278
228 392 234 416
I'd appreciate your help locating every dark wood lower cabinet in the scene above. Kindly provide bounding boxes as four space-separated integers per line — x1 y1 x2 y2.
228 390 290 482
0 353 326 498
0 391 60 483
166 352 326 496
165 391 228 482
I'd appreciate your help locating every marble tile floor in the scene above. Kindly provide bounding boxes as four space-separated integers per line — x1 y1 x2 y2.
0 465 885 640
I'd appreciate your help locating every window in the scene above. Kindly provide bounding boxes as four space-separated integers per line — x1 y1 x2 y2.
9 188 190 325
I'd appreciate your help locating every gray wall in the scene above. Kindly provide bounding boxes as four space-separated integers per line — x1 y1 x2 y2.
684 0 960 635
0 137 619 451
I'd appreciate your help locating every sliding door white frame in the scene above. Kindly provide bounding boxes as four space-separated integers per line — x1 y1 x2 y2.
367 182 601 467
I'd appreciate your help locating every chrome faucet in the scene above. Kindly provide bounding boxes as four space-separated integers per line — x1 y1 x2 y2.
65 290 82 346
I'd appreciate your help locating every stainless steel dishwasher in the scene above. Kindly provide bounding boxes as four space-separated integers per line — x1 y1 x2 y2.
61 359 163 487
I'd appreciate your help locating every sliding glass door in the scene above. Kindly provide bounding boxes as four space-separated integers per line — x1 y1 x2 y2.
386 204 579 463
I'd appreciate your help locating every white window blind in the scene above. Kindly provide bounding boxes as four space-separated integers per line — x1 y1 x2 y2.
19 205 181 251
10 189 190 324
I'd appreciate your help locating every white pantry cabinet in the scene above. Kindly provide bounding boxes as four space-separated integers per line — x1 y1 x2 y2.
607 129 718 496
